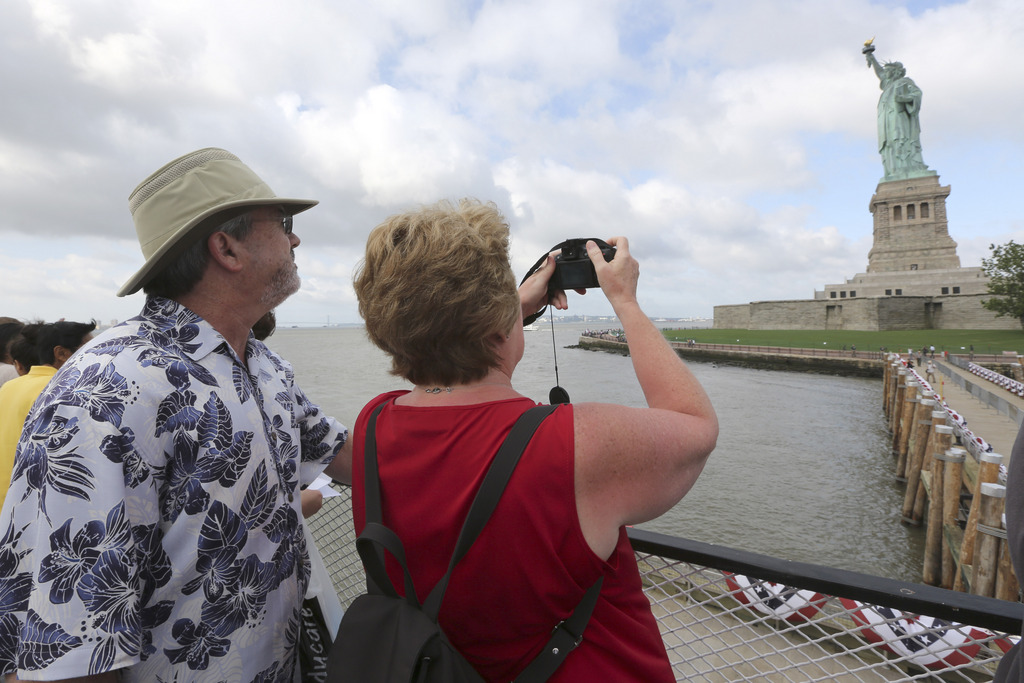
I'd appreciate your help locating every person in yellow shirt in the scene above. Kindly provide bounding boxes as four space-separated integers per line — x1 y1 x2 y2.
0 320 95 505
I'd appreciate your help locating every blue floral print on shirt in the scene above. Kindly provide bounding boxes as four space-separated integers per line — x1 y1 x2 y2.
0 297 346 682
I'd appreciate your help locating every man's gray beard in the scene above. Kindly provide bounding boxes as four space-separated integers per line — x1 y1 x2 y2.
261 263 301 309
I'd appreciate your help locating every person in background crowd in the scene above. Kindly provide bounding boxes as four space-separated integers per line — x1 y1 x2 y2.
0 148 351 683
0 320 96 507
351 199 718 681
925 359 937 385
5 323 40 377
0 318 22 387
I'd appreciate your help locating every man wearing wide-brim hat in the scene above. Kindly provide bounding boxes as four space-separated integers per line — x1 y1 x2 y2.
0 148 352 683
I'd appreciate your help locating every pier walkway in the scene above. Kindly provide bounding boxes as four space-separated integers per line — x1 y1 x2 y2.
926 356 1024 462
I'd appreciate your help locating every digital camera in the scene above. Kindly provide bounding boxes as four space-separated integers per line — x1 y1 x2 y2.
548 238 616 291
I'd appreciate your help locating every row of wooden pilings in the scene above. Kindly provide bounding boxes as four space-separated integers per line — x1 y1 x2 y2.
883 357 1019 601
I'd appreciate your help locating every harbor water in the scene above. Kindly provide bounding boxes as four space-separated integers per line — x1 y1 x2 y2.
267 323 925 582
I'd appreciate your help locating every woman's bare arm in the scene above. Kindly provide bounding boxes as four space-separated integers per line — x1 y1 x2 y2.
572 238 718 559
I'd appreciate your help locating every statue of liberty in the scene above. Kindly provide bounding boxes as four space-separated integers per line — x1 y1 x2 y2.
862 40 936 182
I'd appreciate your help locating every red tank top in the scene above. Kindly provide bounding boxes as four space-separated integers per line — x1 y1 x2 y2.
353 391 674 683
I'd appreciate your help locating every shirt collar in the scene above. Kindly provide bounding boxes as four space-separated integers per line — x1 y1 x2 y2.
141 296 254 365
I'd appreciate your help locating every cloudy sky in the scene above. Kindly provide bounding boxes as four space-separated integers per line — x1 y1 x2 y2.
2 0 1021 326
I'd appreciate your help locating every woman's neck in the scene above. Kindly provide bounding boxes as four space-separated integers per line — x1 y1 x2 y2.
398 372 519 407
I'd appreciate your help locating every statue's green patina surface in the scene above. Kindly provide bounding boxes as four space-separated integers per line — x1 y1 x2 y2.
863 41 937 182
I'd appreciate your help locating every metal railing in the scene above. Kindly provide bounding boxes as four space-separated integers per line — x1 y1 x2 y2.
307 486 1022 681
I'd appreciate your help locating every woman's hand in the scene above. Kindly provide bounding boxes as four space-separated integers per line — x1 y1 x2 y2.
587 237 638 309
518 252 574 321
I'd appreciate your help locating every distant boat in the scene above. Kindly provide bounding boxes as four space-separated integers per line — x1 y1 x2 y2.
523 323 539 331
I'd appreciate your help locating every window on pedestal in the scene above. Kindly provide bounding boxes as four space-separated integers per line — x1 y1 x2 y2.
921 202 929 218
907 204 916 220
941 287 949 294
893 205 902 221
953 286 960 294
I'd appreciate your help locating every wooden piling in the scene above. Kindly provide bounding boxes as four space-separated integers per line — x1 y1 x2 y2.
970 483 1006 598
913 418 952 524
894 382 921 478
900 397 935 522
883 358 893 413
941 447 966 589
884 358 901 416
997 511 1021 602
954 452 1005 592
885 361 899 419
890 370 908 436
923 446 946 587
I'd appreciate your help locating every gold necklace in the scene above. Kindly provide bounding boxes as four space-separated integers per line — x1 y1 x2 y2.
421 382 512 394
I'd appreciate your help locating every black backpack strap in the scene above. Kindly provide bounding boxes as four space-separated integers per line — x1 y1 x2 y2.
362 400 390 526
362 401 557 609
513 576 604 683
356 522 420 605
363 401 603 680
422 404 558 619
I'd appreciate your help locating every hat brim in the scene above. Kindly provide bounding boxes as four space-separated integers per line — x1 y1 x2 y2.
117 197 317 297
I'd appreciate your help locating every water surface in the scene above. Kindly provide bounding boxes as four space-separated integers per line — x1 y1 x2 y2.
268 324 924 581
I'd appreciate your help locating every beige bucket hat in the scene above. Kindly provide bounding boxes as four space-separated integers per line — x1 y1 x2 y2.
118 147 318 296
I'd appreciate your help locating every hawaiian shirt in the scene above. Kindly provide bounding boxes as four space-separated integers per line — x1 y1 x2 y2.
0 297 347 682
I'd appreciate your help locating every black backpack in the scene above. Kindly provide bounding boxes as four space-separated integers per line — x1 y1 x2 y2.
326 403 603 683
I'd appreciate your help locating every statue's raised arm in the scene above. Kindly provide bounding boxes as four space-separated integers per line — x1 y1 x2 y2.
863 38 885 81
861 39 936 181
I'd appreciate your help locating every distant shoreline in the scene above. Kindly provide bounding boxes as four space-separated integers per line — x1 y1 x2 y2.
578 335 885 378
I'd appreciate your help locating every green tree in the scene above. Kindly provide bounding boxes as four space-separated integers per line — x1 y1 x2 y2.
982 240 1024 329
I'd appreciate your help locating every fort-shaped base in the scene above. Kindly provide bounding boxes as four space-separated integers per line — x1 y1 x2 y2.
867 176 959 273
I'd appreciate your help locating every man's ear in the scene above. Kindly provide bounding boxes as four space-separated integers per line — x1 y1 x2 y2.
207 231 246 274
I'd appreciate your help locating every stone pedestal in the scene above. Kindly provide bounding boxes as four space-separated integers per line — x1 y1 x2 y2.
867 175 959 273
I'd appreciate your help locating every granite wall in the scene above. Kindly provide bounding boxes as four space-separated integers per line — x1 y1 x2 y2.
713 294 1020 331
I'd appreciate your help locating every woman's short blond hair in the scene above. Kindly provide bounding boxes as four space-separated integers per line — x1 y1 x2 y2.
353 199 520 386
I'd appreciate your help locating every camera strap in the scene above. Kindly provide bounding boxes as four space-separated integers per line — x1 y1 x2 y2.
519 239 613 405
519 238 613 327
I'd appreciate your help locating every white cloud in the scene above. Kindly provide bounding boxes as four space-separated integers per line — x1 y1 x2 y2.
0 0 1021 325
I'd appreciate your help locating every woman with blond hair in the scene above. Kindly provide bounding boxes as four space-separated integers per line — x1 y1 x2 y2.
351 199 718 681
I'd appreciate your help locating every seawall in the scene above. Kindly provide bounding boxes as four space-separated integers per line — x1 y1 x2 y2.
577 336 885 378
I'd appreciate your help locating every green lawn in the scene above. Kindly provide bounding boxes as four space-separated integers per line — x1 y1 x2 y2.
661 328 1024 354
